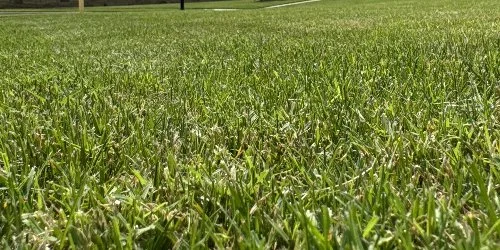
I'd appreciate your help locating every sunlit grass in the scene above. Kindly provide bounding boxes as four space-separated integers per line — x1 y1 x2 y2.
0 0 499 248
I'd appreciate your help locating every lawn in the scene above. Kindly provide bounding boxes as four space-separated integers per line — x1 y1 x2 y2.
0 0 499 248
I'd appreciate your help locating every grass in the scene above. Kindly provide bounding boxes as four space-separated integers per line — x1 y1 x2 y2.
0 0 499 248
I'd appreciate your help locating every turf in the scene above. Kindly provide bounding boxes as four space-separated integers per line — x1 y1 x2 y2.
0 0 499 248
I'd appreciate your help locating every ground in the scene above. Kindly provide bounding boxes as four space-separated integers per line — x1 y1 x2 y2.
0 0 499 248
